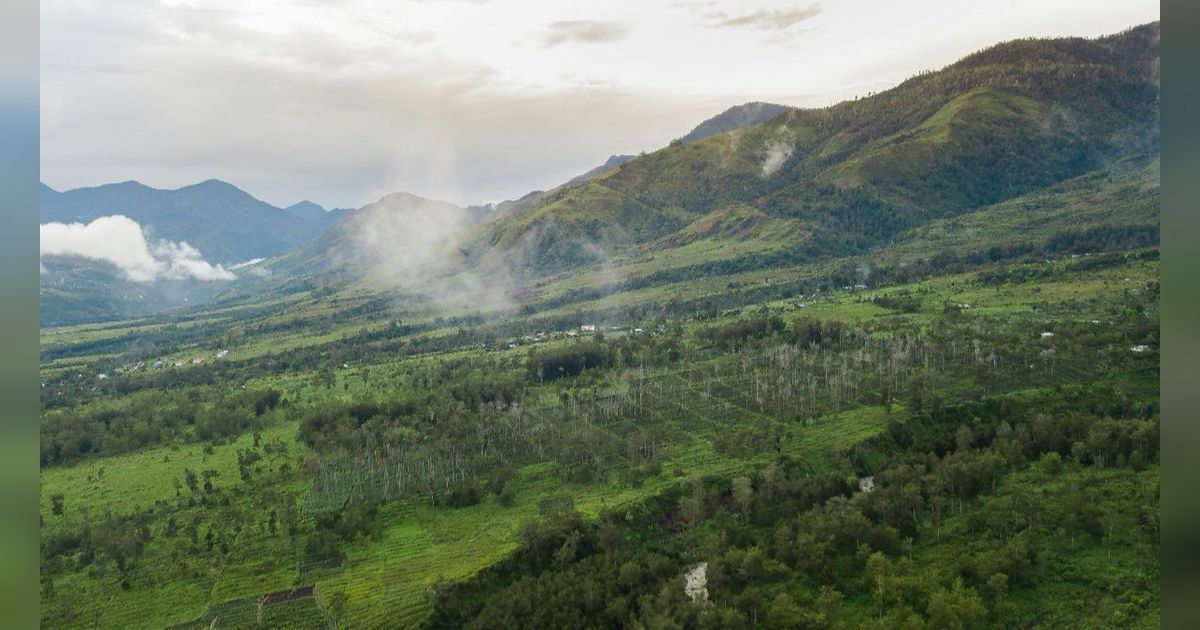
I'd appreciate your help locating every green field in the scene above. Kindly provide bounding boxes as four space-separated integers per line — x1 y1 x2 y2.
38 23 1159 629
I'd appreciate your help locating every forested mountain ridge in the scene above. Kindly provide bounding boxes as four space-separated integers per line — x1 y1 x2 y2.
39 179 326 264
676 101 792 144
465 23 1158 276
38 22 1159 630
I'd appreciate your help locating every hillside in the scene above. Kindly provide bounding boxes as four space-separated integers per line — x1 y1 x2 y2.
677 101 792 144
486 101 796 226
37 22 1159 630
38 256 230 327
466 23 1158 278
283 201 346 228
40 179 325 264
251 191 482 292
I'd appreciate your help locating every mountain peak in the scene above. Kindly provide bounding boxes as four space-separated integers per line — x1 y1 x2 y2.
283 200 330 223
679 102 792 144
371 191 460 210
181 178 244 193
600 154 635 170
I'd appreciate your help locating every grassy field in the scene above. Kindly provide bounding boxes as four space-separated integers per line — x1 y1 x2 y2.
41 390 897 628
39 234 1158 629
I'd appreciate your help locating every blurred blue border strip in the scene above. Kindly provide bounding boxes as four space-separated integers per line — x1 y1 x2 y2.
0 0 40 627
1161 0 1200 628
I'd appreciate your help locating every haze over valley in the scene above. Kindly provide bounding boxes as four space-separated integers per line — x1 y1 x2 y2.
38 7 1159 629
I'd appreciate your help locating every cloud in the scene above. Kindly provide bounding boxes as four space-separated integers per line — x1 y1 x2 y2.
337 192 519 311
542 20 633 46
707 4 822 31
760 127 796 177
40 215 235 282
230 257 265 269
760 140 793 177
152 240 237 281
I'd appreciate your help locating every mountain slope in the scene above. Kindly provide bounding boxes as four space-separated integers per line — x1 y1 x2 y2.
250 191 479 291
39 256 228 327
40 179 324 264
467 23 1159 276
39 179 348 325
677 101 792 144
283 200 334 225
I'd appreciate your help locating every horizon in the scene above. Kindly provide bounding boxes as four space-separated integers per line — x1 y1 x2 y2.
41 1 1158 209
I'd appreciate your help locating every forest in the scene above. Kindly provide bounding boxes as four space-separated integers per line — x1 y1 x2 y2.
36 22 1160 629
427 382 1159 629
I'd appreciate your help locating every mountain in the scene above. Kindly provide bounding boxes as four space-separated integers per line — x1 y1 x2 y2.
39 23 1160 326
424 107 789 228
248 191 482 291
562 154 636 188
40 179 323 264
39 179 351 325
38 24 1160 629
487 155 637 223
466 23 1159 277
487 101 792 223
677 101 791 144
39 256 229 327
283 200 328 223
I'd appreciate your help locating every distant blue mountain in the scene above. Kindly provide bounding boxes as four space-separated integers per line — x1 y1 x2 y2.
40 179 328 264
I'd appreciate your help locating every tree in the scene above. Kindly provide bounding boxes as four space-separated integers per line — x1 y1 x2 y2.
679 480 705 528
202 469 219 493
766 593 809 629
327 590 349 623
183 469 198 494
865 551 890 620
927 578 986 630
732 476 754 520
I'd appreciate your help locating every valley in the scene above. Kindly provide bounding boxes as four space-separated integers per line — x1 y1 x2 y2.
38 22 1159 629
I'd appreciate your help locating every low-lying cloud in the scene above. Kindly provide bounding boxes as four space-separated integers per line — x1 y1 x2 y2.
761 132 796 178
340 193 514 311
40 215 235 282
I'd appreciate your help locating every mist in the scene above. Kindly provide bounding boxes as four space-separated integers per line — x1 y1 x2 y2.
40 215 235 282
339 193 517 313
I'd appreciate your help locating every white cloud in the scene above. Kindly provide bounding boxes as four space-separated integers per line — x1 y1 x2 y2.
151 240 237 281
40 215 235 282
230 257 265 269
760 127 795 177
40 0 1159 207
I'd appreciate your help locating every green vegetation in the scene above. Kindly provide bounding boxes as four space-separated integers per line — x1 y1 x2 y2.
38 23 1158 630
428 384 1158 629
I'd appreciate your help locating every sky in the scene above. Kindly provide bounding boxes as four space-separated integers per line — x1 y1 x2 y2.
41 0 1159 209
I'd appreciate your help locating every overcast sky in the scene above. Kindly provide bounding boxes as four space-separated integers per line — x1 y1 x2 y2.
41 0 1159 209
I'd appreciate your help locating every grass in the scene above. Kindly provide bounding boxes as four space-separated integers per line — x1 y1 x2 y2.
40 383 901 629
39 235 1158 628
40 421 306 523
